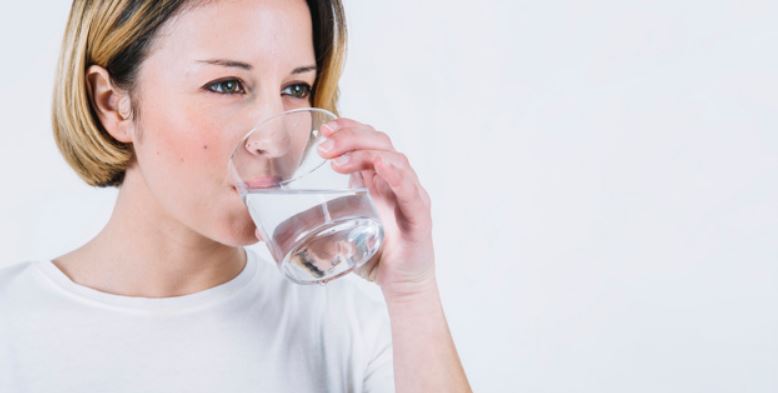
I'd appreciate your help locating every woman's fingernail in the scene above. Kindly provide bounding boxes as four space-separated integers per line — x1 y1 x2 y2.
335 154 350 165
322 122 339 134
318 138 334 152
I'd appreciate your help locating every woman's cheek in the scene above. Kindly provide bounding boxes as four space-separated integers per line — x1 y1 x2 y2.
162 114 219 165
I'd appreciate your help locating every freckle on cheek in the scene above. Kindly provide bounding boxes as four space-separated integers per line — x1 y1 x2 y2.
203 145 208 150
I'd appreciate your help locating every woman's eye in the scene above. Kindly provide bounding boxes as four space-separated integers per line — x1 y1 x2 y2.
282 83 312 99
206 79 246 95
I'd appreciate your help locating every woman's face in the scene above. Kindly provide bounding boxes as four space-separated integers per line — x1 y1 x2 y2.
128 0 317 246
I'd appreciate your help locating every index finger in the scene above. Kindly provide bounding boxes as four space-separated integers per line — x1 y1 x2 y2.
322 117 373 136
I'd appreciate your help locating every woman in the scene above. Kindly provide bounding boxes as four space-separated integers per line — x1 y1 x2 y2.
0 0 472 392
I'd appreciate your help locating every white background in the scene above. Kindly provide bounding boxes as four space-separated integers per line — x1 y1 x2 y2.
1 1 777 392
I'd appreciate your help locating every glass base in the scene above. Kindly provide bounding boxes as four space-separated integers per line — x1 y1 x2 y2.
279 217 384 285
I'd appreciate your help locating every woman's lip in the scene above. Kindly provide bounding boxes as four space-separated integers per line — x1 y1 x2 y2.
244 176 282 188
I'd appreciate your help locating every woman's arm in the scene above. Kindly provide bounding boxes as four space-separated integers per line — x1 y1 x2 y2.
383 282 473 393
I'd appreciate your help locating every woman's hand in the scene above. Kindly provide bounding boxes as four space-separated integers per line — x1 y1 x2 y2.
317 118 472 392
317 118 437 299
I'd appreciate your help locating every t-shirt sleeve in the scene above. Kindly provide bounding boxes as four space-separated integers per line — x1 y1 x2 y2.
362 306 395 393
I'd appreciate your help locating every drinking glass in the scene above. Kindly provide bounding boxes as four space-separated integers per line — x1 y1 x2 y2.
228 107 385 285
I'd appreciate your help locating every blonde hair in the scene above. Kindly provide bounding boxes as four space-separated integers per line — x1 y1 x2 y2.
52 0 348 187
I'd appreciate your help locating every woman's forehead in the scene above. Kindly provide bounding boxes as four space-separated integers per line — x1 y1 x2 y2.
149 0 315 71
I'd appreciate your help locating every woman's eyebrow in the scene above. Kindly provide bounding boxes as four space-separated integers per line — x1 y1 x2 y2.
291 65 317 74
194 59 317 75
196 58 252 70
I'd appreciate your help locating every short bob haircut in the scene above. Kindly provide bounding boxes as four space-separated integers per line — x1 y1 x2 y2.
52 0 347 187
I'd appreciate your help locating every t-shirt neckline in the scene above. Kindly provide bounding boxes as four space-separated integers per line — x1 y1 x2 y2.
35 248 260 312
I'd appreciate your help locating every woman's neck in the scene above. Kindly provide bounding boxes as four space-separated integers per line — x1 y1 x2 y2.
53 169 246 298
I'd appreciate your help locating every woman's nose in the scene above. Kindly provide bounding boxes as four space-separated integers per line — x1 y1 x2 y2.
243 113 291 158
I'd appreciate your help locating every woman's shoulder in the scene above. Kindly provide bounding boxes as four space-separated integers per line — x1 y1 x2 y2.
0 260 48 315
0 260 41 291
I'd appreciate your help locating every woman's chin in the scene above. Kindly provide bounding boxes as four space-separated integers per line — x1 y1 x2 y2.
234 227 263 246
208 216 262 247
215 234 261 248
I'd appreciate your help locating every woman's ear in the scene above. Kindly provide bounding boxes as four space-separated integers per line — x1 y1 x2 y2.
86 65 135 143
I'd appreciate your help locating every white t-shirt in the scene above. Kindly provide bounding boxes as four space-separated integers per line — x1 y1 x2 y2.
0 247 395 393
